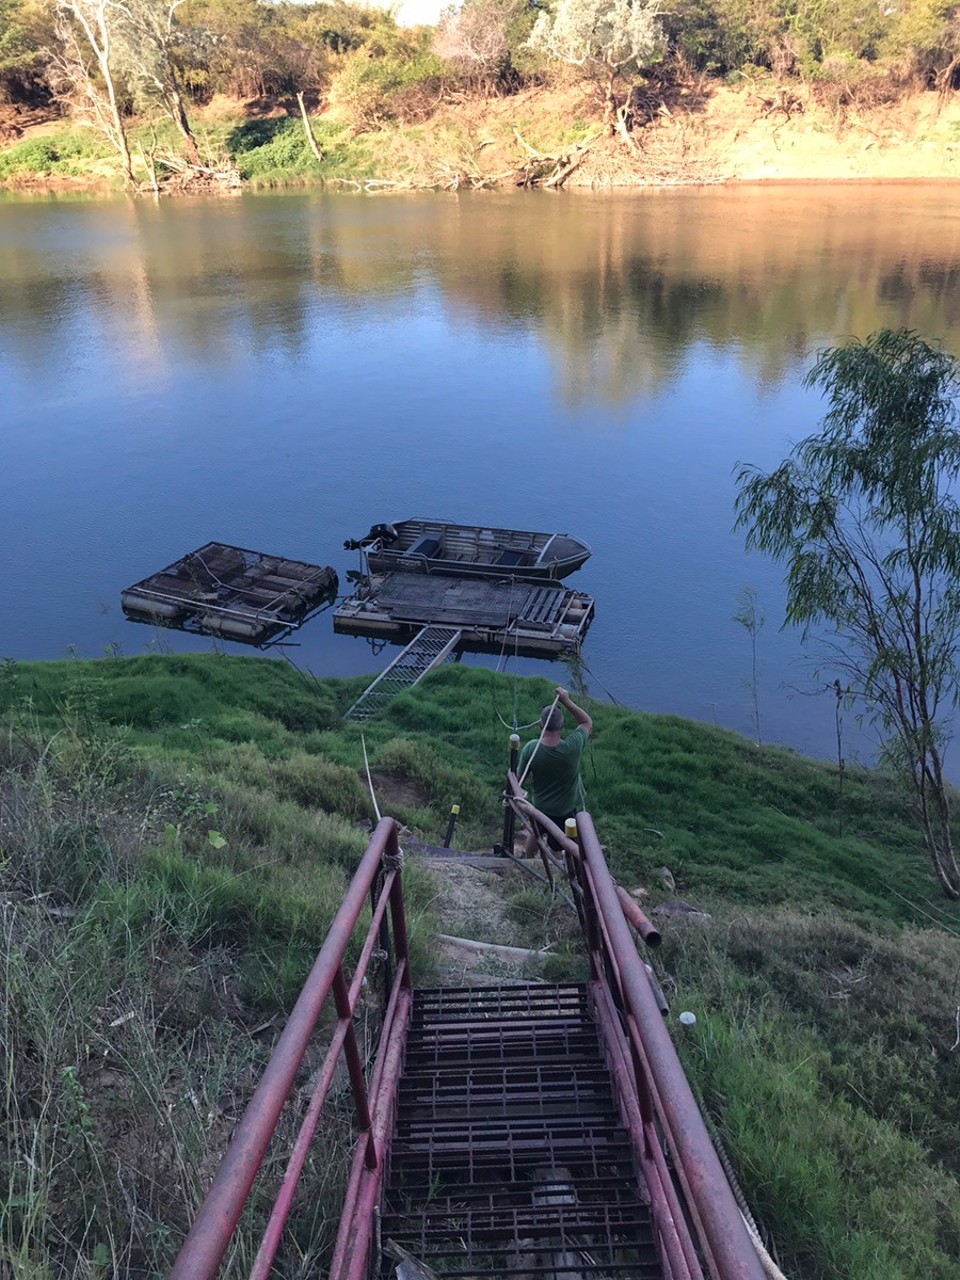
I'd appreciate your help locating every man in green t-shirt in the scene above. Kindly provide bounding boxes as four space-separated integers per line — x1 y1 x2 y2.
518 686 592 856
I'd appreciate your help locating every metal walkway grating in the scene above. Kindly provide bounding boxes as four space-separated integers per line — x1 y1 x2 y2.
379 983 664 1279
344 625 462 721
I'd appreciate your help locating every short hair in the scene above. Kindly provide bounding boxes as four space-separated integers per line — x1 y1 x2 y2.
541 704 564 732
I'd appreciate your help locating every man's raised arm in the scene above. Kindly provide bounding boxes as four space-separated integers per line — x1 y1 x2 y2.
556 687 592 737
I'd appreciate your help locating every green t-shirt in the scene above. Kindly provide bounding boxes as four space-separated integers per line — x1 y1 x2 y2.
518 725 588 817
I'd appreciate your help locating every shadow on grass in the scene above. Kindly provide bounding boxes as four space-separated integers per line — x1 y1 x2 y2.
226 116 296 156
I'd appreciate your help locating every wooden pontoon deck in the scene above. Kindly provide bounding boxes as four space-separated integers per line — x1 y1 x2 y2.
121 542 338 647
334 572 594 657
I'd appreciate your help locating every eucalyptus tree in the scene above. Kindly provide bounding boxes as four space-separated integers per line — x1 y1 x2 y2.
525 0 663 148
54 0 134 183
736 329 960 899
112 0 199 161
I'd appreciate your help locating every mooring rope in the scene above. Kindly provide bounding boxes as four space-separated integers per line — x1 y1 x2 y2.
361 733 382 823
516 694 561 789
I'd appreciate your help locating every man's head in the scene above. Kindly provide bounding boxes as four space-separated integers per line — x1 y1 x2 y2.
541 704 563 732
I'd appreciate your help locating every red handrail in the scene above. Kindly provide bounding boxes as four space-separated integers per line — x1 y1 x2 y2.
575 812 766 1280
169 817 410 1280
503 774 764 1280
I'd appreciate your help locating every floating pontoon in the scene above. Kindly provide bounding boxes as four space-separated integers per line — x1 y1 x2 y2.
121 542 338 647
334 572 594 659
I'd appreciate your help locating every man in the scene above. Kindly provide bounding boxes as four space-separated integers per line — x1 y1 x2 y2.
518 686 592 856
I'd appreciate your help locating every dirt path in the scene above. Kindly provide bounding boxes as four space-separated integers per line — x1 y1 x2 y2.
418 856 563 986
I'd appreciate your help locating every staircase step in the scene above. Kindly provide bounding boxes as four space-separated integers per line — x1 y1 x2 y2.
378 982 663 1280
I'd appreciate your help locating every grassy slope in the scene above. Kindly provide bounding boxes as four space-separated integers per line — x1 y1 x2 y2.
1 653 959 1278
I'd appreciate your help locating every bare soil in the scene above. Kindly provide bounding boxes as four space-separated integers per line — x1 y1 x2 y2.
5 81 960 191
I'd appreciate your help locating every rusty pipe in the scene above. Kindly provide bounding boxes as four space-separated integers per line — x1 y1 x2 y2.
616 883 662 947
168 817 400 1280
577 813 766 1280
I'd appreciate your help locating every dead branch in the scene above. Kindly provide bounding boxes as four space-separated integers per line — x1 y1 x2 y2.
512 128 602 189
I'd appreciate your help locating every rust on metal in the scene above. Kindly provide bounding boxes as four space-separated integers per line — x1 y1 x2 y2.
378 984 662 1279
168 818 408 1280
121 541 338 647
576 813 767 1280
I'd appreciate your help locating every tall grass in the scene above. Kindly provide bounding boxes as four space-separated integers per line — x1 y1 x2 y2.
1 653 959 1278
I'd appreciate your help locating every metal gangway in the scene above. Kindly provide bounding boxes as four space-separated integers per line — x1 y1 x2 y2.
168 777 768 1280
344 626 463 721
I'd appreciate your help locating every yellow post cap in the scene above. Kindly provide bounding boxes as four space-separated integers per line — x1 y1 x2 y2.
451 804 460 815
565 818 578 839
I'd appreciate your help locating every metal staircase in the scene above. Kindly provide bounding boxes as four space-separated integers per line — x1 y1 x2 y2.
344 626 463 721
380 983 663 1279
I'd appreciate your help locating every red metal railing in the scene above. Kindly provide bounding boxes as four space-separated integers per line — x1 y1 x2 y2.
505 777 766 1280
168 817 412 1280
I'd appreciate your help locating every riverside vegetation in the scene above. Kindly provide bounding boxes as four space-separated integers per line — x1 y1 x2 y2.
0 653 959 1278
4 0 960 190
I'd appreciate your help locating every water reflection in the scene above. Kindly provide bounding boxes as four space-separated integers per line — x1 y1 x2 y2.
4 186 960 765
3 188 960 406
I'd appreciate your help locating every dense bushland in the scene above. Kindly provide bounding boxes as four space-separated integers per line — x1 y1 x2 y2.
2 0 960 187
0 654 958 1276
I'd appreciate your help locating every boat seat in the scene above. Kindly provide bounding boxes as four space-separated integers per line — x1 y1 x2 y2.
405 536 442 559
495 549 531 567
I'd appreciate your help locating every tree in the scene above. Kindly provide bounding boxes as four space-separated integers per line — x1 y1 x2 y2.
735 329 960 899
435 0 519 92
54 0 134 183
112 0 199 161
525 0 663 148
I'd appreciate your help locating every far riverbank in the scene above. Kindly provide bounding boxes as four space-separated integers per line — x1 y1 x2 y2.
3 82 960 194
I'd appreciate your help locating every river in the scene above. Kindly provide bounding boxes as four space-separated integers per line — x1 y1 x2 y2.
3 185 960 764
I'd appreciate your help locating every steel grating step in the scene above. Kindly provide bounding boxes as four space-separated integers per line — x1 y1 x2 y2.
379 982 664 1280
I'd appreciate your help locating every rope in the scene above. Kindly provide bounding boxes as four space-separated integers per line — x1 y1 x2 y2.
686 1070 791 1280
517 694 561 789
494 707 539 732
361 733 382 823
577 656 626 708
382 849 405 871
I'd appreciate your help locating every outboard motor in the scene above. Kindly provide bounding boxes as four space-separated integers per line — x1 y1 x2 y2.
343 523 399 551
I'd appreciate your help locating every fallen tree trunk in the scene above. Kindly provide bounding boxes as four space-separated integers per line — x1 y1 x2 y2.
512 128 600 189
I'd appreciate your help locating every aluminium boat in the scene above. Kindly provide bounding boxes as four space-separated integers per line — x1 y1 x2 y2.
344 520 591 582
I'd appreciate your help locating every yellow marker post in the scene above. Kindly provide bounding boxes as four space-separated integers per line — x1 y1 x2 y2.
444 803 460 849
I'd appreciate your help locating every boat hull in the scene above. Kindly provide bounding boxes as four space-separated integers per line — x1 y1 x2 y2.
357 521 591 583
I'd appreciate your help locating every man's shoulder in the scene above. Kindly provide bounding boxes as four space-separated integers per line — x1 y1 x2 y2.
563 726 588 753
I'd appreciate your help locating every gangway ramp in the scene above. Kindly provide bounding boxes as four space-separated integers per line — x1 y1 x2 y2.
344 625 462 721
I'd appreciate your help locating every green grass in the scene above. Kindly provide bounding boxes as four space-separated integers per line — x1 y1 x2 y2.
1 653 959 1278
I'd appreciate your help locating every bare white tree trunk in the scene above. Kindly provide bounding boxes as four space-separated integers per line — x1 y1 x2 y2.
57 0 134 185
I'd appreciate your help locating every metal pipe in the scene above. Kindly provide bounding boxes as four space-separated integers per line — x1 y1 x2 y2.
615 883 662 947
500 735 520 854
168 818 400 1280
590 981 699 1280
329 981 413 1280
577 813 767 1280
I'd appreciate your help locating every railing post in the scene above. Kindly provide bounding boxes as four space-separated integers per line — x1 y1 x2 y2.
499 733 520 854
443 802 460 848
332 968 373 1141
371 866 394 999
384 823 412 988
